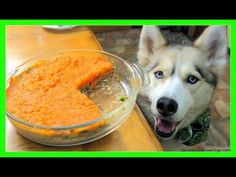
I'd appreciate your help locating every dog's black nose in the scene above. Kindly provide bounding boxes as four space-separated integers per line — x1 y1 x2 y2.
156 97 178 116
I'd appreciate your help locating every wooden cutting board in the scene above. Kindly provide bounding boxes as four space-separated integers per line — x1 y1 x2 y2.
6 26 163 151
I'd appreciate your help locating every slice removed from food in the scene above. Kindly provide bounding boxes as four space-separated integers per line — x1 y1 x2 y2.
6 55 113 128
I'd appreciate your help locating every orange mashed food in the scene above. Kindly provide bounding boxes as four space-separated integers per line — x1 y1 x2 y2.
6 56 113 127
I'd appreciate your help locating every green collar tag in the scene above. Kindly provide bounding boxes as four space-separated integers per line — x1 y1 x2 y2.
175 108 211 146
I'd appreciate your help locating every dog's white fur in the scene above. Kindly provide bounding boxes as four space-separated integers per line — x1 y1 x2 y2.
137 26 227 140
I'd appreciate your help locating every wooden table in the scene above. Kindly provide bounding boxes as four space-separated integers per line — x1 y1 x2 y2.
6 26 163 151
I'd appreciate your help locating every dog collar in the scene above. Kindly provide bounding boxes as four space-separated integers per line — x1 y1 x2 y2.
174 108 211 146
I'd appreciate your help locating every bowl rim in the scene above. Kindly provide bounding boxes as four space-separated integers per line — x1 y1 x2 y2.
6 49 139 130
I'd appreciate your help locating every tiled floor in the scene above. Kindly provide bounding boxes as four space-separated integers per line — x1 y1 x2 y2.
95 28 230 151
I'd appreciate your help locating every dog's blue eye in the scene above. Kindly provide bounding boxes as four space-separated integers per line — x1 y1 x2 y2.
187 75 199 84
154 71 163 79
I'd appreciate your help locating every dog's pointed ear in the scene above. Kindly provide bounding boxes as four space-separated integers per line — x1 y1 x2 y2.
194 26 228 77
138 26 166 66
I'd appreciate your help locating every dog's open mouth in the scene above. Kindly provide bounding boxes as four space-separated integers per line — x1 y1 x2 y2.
156 117 179 138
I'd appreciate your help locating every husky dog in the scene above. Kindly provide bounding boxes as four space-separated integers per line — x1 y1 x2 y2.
136 26 227 146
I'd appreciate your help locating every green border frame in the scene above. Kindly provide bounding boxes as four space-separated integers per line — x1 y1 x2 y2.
0 20 234 157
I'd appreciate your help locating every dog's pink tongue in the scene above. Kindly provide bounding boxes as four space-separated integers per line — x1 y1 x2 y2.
157 118 175 133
